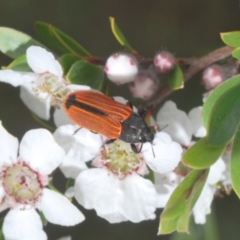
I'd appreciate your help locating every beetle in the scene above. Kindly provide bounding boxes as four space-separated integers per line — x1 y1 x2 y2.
63 90 154 153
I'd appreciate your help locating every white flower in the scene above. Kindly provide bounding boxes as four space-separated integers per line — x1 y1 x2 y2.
156 101 206 146
104 53 138 84
0 122 84 240
0 46 90 120
74 132 182 223
54 124 103 178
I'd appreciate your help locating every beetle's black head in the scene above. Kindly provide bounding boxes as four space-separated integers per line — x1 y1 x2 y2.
138 128 154 143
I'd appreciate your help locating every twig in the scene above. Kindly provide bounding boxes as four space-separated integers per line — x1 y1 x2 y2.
138 46 234 110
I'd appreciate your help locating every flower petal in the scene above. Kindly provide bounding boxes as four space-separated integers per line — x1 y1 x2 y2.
57 236 71 240
192 185 215 224
98 212 128 223
207 158 226 185
20 84 51 120
117 174 158 222
75 169 118 216
3 207 47 240
156 101 192 146
19 129 65 175
53 106 74 127
67 84 91 92
0 69 36 87
142 132 182 173
0 185 6 203
155 184 175 208
0 122 18 165
27 46 63 78
188 107 206 138
54 125 102 177
40 188 84 226
75 169 158 223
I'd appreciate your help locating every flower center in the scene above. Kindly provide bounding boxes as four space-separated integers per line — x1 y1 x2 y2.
2 163 42 204
102 140 142 178
33 73 69 107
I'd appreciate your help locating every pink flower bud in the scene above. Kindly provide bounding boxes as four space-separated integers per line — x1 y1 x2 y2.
154 51 175 73
104 53 138 85
129 70 158 99
202 65 225 90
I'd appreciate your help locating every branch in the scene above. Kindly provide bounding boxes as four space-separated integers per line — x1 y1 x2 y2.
138 46 234 110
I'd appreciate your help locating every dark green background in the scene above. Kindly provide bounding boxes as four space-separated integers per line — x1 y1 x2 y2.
0 1 240 240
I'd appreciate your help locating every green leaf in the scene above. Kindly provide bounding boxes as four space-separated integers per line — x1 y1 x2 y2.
168 64 184 90
207 83 240 146
159 169 209 234
170 210 219 240
109 17 137 54
202 75 240 128
60 53 81 75
144 168 155 183
232 47 240 59
39 211 48 226
182 137 225 169
0 27 43 59
66 59 104 90
220 31 240 47
0 228 4 240
4 54 31 71
35 21 91 57
230 123 240 197
66 178 75 191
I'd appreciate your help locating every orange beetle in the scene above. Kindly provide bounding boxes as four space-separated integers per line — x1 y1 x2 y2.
63 90 154 153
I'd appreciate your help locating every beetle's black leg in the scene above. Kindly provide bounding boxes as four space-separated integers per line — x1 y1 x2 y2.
73 127 82 135
131 143 139 153
138 108 147 118
127 101 133 109
105 139 116 145
131 143 143 153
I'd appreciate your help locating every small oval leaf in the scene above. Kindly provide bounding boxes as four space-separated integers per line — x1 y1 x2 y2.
60 53 81 75
220 31 240 47
35 21 91 57
207 83 240 146
66 59 104 90
182 137 225 169
0 27 43 59
109 17 137 54
232 47 240 59
230 123 240 198
176 172 208 232
159 169 209 234
5 55 31 71
202 75 240 128
169 64 184 90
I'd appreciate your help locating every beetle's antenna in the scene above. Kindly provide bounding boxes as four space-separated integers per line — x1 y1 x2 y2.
139 143 143 152
151 143 155 158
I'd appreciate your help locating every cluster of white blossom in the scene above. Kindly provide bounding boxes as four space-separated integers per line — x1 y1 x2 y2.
0 46 230 239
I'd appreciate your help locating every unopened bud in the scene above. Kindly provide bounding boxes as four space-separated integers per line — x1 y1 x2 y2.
104 53 138 85
154 51 175 73
202 65 225 90
129 70 158 99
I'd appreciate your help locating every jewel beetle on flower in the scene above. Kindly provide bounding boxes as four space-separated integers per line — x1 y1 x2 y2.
63 90 154 153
